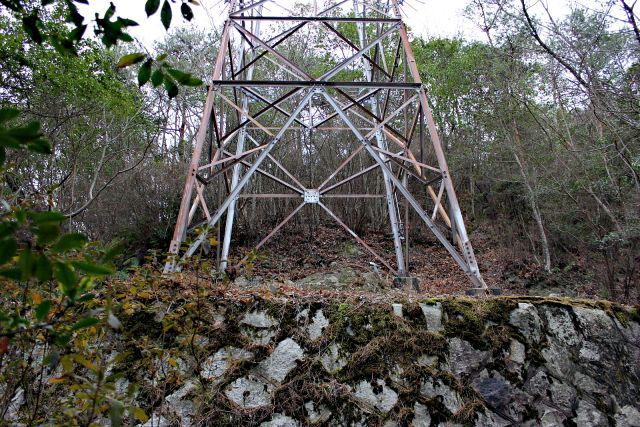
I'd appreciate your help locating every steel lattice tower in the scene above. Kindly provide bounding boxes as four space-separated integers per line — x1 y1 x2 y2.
165 0 488 291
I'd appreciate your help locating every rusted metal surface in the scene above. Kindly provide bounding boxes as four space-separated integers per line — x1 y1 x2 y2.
164 0 487 290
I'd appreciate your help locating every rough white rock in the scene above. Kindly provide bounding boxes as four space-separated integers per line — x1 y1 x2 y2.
574 400 608 427
259 338 304 383
224 375 272 408
241 310 278 328
166 379 197 404
296 308 309 323
579 341 602 362
138 414 171 427
509 339 526 365
353 379 398 413
537 405 566 427
549 381 576 411
114 378 130 395
136 414 172 427
305 401 332 424
474 409 511 427
417 355 438 367
167 398 196 425
573 372 600 394
421 378 462 414
308 310 329 340
542 340 575 379
241 328 277 345
188 334 210 348
615 405 640 427
412 402 431 427
573 307 616 340
212 313 225 327
419 302 443 331
524 370 550 397
201 346 253 381
392 303 403 318
542 307 580 346
509 303 542 343
260 413 300 427
320 343 348 374
447 337 488 376
4 387 24 422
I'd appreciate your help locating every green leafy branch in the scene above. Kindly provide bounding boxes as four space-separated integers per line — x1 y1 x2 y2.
116 51 203 99
0 108 51 165
0 107 148 425
0 0 204 98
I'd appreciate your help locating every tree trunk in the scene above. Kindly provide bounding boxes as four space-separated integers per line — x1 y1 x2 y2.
512 148 552 273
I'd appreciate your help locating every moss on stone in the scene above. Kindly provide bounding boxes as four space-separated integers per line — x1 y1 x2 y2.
441 298 517 350
95 290 640 426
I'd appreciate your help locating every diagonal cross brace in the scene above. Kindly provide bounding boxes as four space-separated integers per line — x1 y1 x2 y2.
168 89 316 267
319 89 486 288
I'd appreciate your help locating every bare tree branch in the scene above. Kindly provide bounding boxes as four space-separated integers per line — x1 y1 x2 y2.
620 0 640 46
520 0 590 90
64 139 155 219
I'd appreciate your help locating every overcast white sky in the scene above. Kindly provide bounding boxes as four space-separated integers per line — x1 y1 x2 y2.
78 0 594 49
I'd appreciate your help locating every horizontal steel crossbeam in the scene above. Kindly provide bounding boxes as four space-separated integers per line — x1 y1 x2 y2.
212 80 421 89
230 16 401 22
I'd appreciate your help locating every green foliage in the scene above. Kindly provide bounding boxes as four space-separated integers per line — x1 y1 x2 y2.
1 0 204 98
161 0 173 30
0 108 51 165
0 110 146 424
116 51 203 98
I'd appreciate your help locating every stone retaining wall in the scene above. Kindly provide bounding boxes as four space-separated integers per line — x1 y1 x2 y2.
116 297 640 426
10 296 639 426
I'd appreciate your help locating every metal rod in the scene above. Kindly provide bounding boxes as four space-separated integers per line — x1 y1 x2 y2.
181 90 315 260
221 88 301 141
320 163 379 194
244 133 306 190
319 23 399 81
165 1 239 272
213 80 421 89
221 15 263 271
232 155 305 194
236 201 307 267
231 16 400 22
320 89 471 276
318 145 365 189
355 0 405 275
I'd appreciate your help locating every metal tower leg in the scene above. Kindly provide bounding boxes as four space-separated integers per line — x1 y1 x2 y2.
320 89 485 289
220 11 263 271
389 0 486 289
355 0 405 275
164 3 238 273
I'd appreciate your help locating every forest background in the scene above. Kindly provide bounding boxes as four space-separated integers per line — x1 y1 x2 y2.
0 0 639 303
